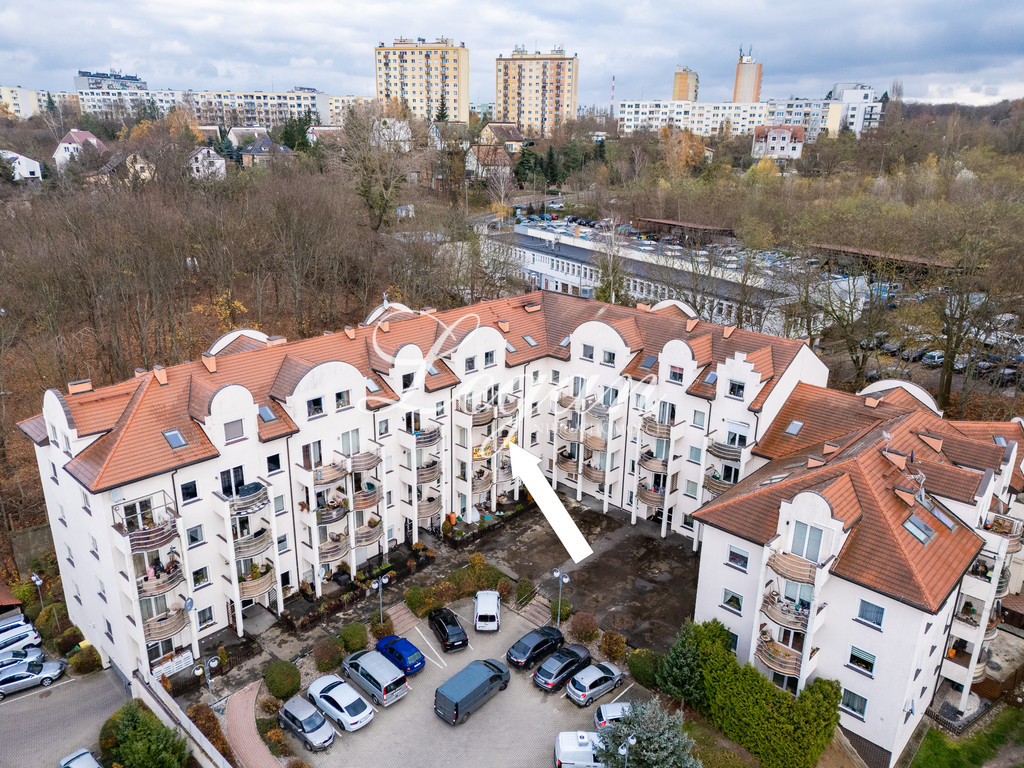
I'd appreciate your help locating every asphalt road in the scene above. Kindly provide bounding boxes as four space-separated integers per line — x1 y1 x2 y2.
0 667 129 768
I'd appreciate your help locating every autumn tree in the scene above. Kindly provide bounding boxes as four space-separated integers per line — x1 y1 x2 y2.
659 126 705 178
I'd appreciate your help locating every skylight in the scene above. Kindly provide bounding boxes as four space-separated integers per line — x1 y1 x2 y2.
904 513 936 544
427 363 439 376
705 371 718 384
258 405 277 423
920 495 957 531
523 335 538 347
641 355 657 369
559 336 571 347
163 429 187 449
366 377 381 393
784 420 804 436
505 340 517 353
995 436 1008 447
759 473 790 486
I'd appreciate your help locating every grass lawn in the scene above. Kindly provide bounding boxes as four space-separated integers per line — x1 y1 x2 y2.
683 714 758 768
909 705 1024 768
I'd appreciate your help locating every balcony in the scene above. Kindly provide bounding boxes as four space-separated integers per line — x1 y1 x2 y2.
317 503 349 525
112 492 179 553
582 464 606 483
708 441 745 462
472 443 496 462
348 451 383 473
472 470 493 494
239 566 276 599
703 474 735 497
495 462 512 482
234 529 273 560
761 593 809 631
556 452 578 473
418 460 442 484
498 399 519 419
126 519 179 553
558 388 594 411
954 608 981 628
143 609 190 643
353 486 384 510
457 402 495 427
355 520 384 547
228 483 270 516
583 429 608 452
638 449 668 474
318 540 350 564
310 462 347 488
557 419 581 441
588 402 611 419
137 569 185 600
986 619 1000 641
755 637 802 677
417 496 442 520
988 514 1023 554
767 551 816 584
641 414 672 439
997 568 1011 598
636 483 665 507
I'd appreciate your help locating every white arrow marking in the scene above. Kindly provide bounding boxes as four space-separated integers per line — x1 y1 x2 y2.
508 443 593 564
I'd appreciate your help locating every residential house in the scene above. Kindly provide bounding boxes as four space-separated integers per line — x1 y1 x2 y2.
240 139 295 168
226 126 269 149
52 129 109 170
187 147 227 180
306 126 344 145
480 122 525 154
1 149 42 182
752 125 805 161
466 144 512 180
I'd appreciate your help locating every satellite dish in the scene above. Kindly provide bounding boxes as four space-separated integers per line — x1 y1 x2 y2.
208 657 219 669
192 664 205 677
183 598 194 612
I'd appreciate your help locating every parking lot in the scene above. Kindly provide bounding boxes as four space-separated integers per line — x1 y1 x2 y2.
290 598 648 767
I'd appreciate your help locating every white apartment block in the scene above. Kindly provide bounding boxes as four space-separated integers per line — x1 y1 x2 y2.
19 291 827 690
494 47 579 138
694 380 1024 767
751 125 805 161
1 86 79 119
764 84 882 142
617 100 768 136
374 37 469 123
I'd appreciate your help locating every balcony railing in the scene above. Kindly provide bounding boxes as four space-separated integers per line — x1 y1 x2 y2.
126 520 179 553
113 491 180 553
353 486 384 510
588 402 611 419
457 402 495 427
555 452 578 473
418 461 442 484
311 463 347 487
755 637 802 676
703 474 735 497
767 551 816 584
988 514 1023 554
557 419 581 441
954 609 981 628
583 429 608 452
238 567 276 599
638 449 668 474
414 426 442 448
708 441 745 462
318 540 350 564
143 609 190 643
495 462 512 482
317 504 349 525
137 569 185 600
347 451 382 473
472 470 493 494
417 496 442 519
472 443 496 462
582 464 606 483
997 568 1011 598
761 594 809 630
234 529 273 560
974 648 992 683
355 521 384 547
636 483 665 507
558 388 594 411
498 399 518 419
228 483 270 516
986 620 1000 641
641 414 672 439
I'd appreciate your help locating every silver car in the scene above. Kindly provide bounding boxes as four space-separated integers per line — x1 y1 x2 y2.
566 662 623 707
278 695 335 751
0 659 65 701
308 674 374 731
59 749 103 768
0 647 44 672
594 701 632 731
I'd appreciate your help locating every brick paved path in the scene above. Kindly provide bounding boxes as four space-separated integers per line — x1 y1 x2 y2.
225 680 279 768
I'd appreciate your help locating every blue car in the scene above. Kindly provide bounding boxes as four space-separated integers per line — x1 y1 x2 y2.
376 634 426 675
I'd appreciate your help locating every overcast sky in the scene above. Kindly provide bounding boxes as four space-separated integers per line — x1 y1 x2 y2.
2 0 1021 109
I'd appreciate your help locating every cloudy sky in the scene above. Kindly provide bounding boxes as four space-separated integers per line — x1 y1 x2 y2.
2 0 1022 108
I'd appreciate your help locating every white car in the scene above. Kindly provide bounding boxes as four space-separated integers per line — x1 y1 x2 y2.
554 731 604 767
59 749 103 768
308 674 374 731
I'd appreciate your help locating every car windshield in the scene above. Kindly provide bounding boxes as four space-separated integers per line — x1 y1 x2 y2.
300 710 326 732
537 658 561 677
406 651 423 665
26 661 42 674
511 637 534 655
344 698 368 716
569 677 588 692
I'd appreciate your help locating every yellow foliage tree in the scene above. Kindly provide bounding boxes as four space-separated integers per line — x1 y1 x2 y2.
660 126 706 177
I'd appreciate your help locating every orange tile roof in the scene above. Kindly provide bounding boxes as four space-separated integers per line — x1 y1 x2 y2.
951 420 1024 491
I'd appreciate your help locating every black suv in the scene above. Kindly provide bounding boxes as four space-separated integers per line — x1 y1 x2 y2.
506 626 564 670
428 608 468 652
532 643 591 691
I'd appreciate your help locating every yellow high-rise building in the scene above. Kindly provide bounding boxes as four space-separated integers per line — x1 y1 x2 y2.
733 52 762 103
495 47 579 138
672 66 699 101
374 37 469 122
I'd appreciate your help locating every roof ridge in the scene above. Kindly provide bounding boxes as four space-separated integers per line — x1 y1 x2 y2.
84 374 155 488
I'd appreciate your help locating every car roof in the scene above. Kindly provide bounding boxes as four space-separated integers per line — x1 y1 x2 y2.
574 665 604 684
383 636 417 655
597 701 632 717
283 695 318 718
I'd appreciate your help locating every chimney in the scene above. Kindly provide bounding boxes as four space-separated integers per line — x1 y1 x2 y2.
864 396 879 408
421 307 437 315
153 365 168 386
134 368 147 378
201 353 217 374
686 318 699 332
723 326 737 339
67 379 93 395
344 326 356 340
636 303 651 312
380 321 390 333
524 303 541 313
497 320 510 333
267 336 287 347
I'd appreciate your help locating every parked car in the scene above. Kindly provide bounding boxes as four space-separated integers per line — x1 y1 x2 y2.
566 663 623 707
972 361 997 379
474 590 501 632
375 634 426 675
859 332 889 350
0 647 44 672
993 367 1021 388
428 608 469 652
277 695 335 751
506 626 564 670
865 366 903 384
953 353 972 373
594 701 632 731
880 340 902 356
554 731 605 768
59 750 102 768
307 674 374 732
342 649 409 707
901 344 929 362
0 659 65 701
433 658 510 725
0 624 42 654
921 351 945 368
533 644 591 691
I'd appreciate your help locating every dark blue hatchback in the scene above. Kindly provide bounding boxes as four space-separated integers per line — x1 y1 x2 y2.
376 634 426 675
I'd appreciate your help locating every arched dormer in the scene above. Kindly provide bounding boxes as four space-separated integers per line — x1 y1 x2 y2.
206 328 270 356
858 380 942 416
204 384 257 448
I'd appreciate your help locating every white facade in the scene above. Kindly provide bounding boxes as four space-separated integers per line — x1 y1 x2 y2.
186 147 226 180
752 126 804 160
1 149 42 181
617 100 767 136
52 129 107 169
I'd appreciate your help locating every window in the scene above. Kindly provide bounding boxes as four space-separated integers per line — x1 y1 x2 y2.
634 393 646 410
550 370 560 384
531 431 538 446
689 446 701 463
531 401 539 416
728 545 749 571
602 386 618 406
722 589 743 613
340 429 360 456
258 404 277 422
532 370 540 383
181 480 198 502
277 534 288 553
603 350 616 365
193 567 210 588
163 429 187 448
336 390 351 409
668 365 684 383
858 600 884 628
523 335 537 348
484 350 495 367
224 419 244 442
197 607 214 628
402 372 415 391
457 427 467 447
97 577 106 600
728 632 739 653
465 356 477 372
582 344 594 361
506 340 517 354
904 513 936 544
105 619 113 638
693 410 706 429
728 380 745 399
436 401 445 417
266 453 281 473
792 521 823 561
90 535 98 556
849 647 876 675
784 420 803 436
840 688 867 717
307 397 324 417
66 544 74 564
784 580 813 609
81 491 91 511
187 525 204 547
379 419 390 436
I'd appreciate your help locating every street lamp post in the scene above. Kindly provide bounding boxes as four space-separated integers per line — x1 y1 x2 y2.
31 572 57 631
371 575 390 625
204 655 219 702
552 568 570 629
618 734 637 768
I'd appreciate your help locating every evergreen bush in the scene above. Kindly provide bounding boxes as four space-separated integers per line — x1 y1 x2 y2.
264 660 301 699
550 598 572 623
515 577 534 604
339 621 368 653
56 625 84 656
627 648 664 689
404 585 425 615
69 646 102 673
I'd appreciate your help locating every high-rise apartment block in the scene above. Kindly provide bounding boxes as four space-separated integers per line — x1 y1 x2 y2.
73 70 148 91
495 47 579 138
374 37 469 122
733 52 762 103
672 66 699 101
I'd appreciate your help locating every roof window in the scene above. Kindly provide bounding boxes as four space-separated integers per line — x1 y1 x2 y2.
705 371 718 384
995 436 1007 447
523 335 538 347
505 340 517 353
163 429 187 449
366 377 381 393
427 363 439 376
559 336 571 347
904 513 936 544
784 420 804 436
759 473 790 486
641 355 657 369
258 405 277 422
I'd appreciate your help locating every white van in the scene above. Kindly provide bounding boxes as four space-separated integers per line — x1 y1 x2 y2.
474 590 501 632
554 731 604 768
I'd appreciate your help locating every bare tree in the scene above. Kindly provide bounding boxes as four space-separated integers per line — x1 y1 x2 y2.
487 166 517 225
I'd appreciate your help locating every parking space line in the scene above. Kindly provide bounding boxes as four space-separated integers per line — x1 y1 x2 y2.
611 682 633 703
415 626 447 667
0 676 75 705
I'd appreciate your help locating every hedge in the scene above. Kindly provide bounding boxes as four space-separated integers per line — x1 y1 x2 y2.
370 614 394 641
187 702 237 766
340 622 368 653
627 648 664 689
69 646 102 674
550 598 572 623
56 626 84 656
264 660 301 700
516 577 534 604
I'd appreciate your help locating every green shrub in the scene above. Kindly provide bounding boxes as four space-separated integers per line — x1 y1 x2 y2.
550 598 572 623
370 614 394 640
69 646 102 674
627 648 664 689
599 631 627 662
441 519 453 535
468 552 486 574
218 645 229 670
187 702 237 766
496 578 515 603
570 612 600 643
56 625 84 656
339 621 368 653
404 585 425 615
312 638 344 672
101 700 188 768
36 602 68 639
516 577 534 604
256 717 292 758
264 660 301 699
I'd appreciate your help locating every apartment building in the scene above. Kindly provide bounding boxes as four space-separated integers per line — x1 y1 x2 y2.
694 381 1024 767
672 66 699 102
0 86 78 119
751 125 805 161
733 53 762 103
18 290 827 688
617 100 768 136
374 37 469 123
494 47 579 138
763 84 882 142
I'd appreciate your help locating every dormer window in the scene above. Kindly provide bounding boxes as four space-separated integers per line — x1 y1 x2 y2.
603 350 616 366
402 373 415 391
224 419 244 442
668 365 684 383
582 344 594 361
163 429 187 449
792 521 823 561
307 397 324 417
336 390 351 409
728 380 745 399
